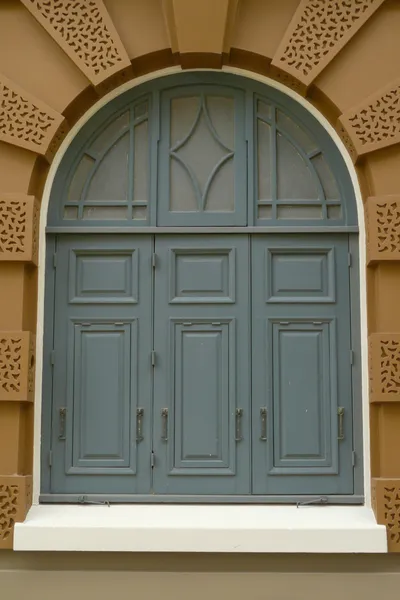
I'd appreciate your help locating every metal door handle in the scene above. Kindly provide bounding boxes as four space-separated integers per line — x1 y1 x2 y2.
161 408 168 441
136 408 144 442
337 407 344 440
260 407 267 441
235 408 243 441
58 407 66 440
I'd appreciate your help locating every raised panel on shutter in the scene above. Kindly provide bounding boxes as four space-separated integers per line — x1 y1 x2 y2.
169 321 235 474
270 321 338 475
67 322 134 473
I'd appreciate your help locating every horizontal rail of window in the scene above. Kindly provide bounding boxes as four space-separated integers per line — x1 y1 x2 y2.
257 200 343 205
39 493 365 505
46 225 359 234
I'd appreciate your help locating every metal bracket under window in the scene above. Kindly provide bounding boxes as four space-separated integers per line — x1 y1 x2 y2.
296 496 329 508
78 495 110 507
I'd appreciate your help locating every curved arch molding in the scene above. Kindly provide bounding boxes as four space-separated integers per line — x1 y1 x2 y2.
0 0 399 550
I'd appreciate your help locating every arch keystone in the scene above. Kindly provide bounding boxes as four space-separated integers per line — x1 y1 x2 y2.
20 0 131 86
162 0 235 66
338 79 400 161
272 0 385 87
0 73 66 159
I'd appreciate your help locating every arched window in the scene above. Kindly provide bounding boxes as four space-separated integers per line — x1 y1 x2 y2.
42 73 361 503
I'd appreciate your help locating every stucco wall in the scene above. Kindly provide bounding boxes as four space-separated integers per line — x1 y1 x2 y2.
1 0 400 588
1 553 400 600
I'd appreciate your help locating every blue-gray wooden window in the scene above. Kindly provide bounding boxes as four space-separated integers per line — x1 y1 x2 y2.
42 72 361 503
48 73 357 229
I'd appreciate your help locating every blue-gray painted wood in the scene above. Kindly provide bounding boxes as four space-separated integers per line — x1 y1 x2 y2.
157 86 247 226
42 72 361 502
48 72 357 229
50 235 153 494
47 232 356 499
251 234 354 495
152 235 251 495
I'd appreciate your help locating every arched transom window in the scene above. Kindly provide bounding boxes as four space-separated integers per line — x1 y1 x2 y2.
49 73 357 229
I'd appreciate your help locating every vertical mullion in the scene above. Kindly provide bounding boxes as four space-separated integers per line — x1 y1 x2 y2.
150 233 156 493
271 106 278 221
149 90 160 226
248 233 253 492
246 91 254 226
78 183 85 220
128 105 135 220
321 183 328 221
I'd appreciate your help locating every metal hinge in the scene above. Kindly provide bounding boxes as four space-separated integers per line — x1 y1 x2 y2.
151 350 156 367
53 252 57 269
152 253 157 268
48 450 52 468
350 350 354 365
50 350 55 366
151 451 155 469
348 252 352 267
352 451 356 467
296 496 329 508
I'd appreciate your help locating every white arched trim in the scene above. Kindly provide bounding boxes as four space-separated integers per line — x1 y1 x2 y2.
16 66 386 554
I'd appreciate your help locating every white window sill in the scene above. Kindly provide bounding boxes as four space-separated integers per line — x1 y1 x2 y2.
14 504 387 553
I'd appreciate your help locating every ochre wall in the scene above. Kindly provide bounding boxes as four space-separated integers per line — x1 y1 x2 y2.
1 0 400 581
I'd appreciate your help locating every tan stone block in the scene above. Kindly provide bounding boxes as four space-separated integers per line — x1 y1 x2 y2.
0 332 35 402
338 78 400 161
21 0 131 86
369 334 400 403
0 404 27 474
372 477 400 552
272 0 385 87
0 475 32 550
0 195 39 265
0 72 66 159
366 196 400 264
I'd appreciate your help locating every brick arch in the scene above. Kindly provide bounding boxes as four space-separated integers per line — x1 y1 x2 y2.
0 0 399 550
